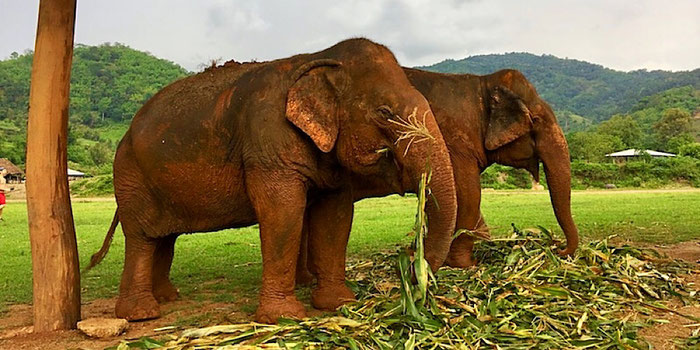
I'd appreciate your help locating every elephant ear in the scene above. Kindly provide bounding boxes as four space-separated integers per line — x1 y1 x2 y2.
285 59 346 153
485 85 532 150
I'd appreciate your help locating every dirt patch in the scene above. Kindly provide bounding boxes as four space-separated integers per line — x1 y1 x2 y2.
0 297 256 350
654 241 700 264
639 304 700 350
633 240 700 349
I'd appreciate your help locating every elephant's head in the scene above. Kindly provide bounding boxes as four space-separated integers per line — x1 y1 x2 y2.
285 39 458 270
483 70 579 256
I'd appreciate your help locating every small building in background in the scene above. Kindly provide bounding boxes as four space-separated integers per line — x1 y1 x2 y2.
605 149 676 163
0 158 25 183
67 168 86 181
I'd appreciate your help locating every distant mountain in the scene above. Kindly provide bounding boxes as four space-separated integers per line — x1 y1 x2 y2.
1 45 698 171
626 86 700 139
0 43 189 167
0 43 188 126
418 53 700 123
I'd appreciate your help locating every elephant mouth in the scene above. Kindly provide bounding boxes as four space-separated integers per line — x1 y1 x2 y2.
392 155 406 196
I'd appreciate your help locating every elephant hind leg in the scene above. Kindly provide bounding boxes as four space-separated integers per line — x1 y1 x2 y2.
152 235 179 303
116 230 160 321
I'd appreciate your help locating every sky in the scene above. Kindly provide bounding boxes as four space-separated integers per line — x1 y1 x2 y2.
1 0 699 72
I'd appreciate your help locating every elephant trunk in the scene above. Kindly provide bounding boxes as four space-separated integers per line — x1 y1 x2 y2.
400 111 458 272
537 126 579 256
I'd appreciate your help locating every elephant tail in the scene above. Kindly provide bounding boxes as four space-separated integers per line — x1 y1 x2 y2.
83 211 119 273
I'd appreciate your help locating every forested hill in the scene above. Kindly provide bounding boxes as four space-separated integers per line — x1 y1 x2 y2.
420 53 700 122
0 43 188 125
1 44 698 174
0 43 189 166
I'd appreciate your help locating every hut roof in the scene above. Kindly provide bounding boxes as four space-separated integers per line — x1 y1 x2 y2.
0 158 24 175
605 149 676 158
67 168 85 176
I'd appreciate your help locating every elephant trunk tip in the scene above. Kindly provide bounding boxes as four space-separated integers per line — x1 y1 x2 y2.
558 239 579 257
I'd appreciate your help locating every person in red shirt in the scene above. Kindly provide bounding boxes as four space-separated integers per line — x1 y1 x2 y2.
0 167 6 221
0 188 5 221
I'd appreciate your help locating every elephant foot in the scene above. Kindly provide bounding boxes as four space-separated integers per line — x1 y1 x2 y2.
295 268 316 286
255 295 306 324
115 292 160 321
444 252 477 268
311 283 356 311
153 281 179 303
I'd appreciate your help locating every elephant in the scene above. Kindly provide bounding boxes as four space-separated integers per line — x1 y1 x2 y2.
295 67 580 282
402 68 579 268
86 39 458 324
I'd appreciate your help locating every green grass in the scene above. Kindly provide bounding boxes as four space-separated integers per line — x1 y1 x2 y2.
94 123 130 143
0 191 698 312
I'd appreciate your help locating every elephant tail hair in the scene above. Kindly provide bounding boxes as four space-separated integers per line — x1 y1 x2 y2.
83 211 119 273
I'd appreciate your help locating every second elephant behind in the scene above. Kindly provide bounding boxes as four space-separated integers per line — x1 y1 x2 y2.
297 68 579 281
402 68 578 267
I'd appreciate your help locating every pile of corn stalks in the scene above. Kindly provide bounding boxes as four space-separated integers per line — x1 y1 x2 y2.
114 230 698 349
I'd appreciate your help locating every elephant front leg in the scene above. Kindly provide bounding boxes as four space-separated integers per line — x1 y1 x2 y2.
446 213 489 268
307 189 356 311
152 235 179 303
445 162 487 268
247 172 308 324
116 233 160 320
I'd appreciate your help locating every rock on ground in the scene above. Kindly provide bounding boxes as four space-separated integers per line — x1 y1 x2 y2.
77 318 128 338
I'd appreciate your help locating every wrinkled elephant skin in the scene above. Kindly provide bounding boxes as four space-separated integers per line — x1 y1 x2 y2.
90 39 458 324
403 68 579 267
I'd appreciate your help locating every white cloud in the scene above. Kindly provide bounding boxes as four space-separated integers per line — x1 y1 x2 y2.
0 0 698 72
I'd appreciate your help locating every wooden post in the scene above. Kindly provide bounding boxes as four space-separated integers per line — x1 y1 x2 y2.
26 0 80 332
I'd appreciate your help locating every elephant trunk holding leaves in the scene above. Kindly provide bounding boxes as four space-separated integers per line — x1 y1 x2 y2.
86 39 458 324
403 68 579 267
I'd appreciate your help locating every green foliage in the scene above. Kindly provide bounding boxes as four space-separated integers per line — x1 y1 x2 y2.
679 143 700 159
2 44 697 187
0 43 188 168
88 141 114 166
0 119 25 165
567 131 623 162
596 114 643 148
653 108 695 147
666 133 695 154
69 175 114 197
68 43 188 124
628 87 700 142
481 164 533 189
556 110 593 133
570 157 700 188
632 86 700 118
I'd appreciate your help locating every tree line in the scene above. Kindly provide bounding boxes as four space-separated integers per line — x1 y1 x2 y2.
1 44 698 188
422 52 700 123
0 43 188 168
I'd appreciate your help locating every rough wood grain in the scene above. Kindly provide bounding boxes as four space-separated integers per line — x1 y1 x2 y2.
25 0 80 332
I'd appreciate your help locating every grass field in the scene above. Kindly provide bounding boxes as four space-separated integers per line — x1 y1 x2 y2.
0 190 699 313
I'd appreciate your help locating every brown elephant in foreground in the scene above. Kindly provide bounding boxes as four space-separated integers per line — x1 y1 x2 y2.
87 39 459 324
403 68 579 267
296 68 579 283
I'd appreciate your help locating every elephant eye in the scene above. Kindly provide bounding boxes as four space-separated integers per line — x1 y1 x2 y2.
376 105 394 119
